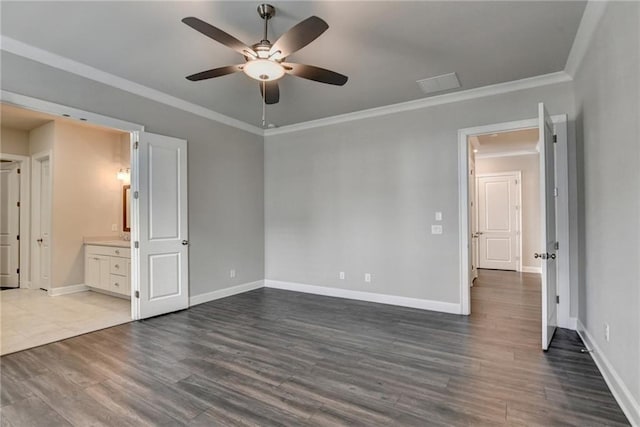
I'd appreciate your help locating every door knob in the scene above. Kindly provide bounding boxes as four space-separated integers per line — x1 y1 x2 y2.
181 240 189 246
549 253 556 260
534 253 547 259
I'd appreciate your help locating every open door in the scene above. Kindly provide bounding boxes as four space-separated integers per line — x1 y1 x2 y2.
537 103 558 350
136 132 189 319
0 162 20 287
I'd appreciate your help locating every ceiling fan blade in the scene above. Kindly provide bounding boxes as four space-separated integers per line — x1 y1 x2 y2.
259 81 280 104
269 16 329 58
283 63 348 86
182 17 257 57
186 65 243 81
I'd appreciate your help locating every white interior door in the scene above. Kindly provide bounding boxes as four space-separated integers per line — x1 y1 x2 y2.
32 155 51 290
538 102 558 350
477 173 519 271
1 162 20 287
137 132 189 319
469 155 479 282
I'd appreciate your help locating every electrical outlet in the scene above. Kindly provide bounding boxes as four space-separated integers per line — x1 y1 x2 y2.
111 224 118 232
435 212 442 221
364 273 371 283
431 225 443 234
339 272 345 280
604 323 610 342
230 269 236 279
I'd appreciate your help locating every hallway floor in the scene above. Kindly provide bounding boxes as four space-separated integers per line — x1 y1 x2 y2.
0 289 130 355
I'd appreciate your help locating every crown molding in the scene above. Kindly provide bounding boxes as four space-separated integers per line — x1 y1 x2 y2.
0 36 264 136
264 71 572 136
564 1 609 78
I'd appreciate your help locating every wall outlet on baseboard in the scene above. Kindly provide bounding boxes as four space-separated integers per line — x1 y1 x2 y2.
230 269 236 279
339 272 345 280
604 323 610 342
111 224 118 232
364 273 372 283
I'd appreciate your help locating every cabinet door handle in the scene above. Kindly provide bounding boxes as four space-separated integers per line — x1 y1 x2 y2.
114 282 119 287
115 249 120 255
114 264 120 269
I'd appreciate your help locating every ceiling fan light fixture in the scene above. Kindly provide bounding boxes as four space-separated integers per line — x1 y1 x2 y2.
243 59 285 81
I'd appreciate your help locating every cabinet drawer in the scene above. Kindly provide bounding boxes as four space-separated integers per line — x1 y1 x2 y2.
110 257 128 276
109 274 130 296
85 245 131 258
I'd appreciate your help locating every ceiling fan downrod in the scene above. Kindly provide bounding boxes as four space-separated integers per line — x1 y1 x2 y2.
257 4 275 43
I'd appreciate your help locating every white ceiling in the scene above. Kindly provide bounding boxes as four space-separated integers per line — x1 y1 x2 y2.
473 128 540 155
0 1 586 128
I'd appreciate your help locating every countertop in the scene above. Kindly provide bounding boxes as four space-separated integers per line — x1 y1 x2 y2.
84 239 130 248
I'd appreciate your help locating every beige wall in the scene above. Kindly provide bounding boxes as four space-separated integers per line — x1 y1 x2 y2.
29 121 55 155
476 154 540 269
50 122 127 287
0 127 30 156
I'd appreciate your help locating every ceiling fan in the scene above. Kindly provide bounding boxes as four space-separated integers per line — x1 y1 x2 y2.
182 4 348 105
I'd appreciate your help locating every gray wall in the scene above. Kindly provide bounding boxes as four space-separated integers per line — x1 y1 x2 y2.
0 52 265 297
265 83 576 306
573 2 640 406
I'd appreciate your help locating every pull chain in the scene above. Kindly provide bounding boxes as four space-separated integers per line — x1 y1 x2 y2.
262 80 266 128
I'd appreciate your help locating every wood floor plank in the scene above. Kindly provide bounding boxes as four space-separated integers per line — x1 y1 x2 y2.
0 269 629 426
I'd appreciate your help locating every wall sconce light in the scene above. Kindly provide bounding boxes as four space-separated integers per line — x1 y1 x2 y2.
117 168 130 181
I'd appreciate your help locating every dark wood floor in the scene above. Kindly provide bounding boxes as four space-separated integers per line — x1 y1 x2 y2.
0 270 628 426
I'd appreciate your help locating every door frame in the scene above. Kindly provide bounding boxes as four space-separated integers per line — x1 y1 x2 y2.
475 171 523 272
31 150 52 291
1 91 145 320
0 153 30 287
458 114 571 328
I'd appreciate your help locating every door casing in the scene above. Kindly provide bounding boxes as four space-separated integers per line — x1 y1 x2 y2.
458 114 572 330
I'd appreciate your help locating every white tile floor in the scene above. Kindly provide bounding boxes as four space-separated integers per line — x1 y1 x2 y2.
0 288 131 355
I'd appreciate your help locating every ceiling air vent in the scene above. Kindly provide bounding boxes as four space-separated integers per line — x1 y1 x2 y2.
417 72 461 95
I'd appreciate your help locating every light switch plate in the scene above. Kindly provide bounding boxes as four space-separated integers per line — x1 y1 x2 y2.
435 212 442 221
431 225 443 234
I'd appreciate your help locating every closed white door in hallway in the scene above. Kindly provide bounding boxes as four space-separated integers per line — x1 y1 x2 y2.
477 172 520 271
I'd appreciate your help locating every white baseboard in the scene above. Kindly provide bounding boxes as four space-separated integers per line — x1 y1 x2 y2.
48 283 89 296
521 266 542 274
577 320 640 426
264 280 461 314
189 280 264 307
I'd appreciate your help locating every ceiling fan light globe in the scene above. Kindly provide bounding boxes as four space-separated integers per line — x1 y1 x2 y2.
243 59 284 81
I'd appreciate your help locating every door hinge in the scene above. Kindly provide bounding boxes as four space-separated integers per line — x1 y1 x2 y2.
16 235 19 241
556 295 560 304
134 141 139 149
17 168 21 174
133 191 139 199
554 187 559 197
515 179 518 185
553 134 557 143
135 290 140 298
554 242 559 250
16 201 20 207
16 268 19 274
134 241 139 249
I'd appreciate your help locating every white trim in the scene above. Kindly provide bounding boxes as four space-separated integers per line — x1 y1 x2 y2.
476 171 523 273
475 150 539 160
577 320 640 426
31 150 52 292
564 1 609 77
189 280 264 306
0 37 263 136
264 72 571 136
521 266 542 274
264 280 461 314
48 283 89 296
1 91 144 133
0 153 30 288
458 115 571 323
